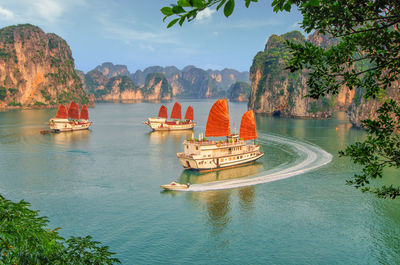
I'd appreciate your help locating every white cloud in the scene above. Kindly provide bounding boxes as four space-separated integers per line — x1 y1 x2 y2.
33 0 64 22
98 14 180 45
0 6 14 20
195 8 215 24
0 0 85 25
289 21 301 29
139 43 155 51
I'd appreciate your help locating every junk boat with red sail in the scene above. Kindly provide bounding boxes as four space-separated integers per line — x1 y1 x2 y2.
177 99 263 171
48 101 92 132
143 102 196 131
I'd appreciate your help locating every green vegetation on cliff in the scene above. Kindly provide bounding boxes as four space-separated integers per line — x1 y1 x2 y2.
142 73 172 98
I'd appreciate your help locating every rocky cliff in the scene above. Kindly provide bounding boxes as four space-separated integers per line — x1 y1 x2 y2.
131 65 249 98
82 63 250 100
228 82 250 102
347 84 400 127
95 62 130 78
248 31 354 118
83 71 172 101
0 24 89 108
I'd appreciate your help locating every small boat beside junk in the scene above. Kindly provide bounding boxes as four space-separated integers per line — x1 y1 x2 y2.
143 102 196 131
176 99 264 171
48 102 92 132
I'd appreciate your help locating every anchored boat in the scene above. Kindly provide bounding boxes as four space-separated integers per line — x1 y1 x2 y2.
177 99 264 171
143 102 196 131
49 102 92 132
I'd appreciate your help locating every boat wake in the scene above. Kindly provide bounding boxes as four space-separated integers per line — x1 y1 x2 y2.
186 133 333 192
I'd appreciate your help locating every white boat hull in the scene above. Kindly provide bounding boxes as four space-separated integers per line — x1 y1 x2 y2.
177 148 264 171
143 118 195 131
49 119 92 132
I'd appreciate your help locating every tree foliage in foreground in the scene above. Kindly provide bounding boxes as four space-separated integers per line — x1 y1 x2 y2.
0 194 120 264
161 0 400 199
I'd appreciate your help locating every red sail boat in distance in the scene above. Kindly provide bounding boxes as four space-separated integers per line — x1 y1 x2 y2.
143 102 196 131
176 99 263 171
48 102 92 132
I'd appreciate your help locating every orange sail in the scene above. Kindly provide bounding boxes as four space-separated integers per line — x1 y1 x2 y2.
158 105 168 118
80 105 89 120
240 110 257 141
184 106 194 120
56 104 68 119
68 101 79 120
205 99 230 137
170 102 182 120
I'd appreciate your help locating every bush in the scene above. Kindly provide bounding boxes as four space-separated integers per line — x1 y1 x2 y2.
0 194 120 264
0 87 6 101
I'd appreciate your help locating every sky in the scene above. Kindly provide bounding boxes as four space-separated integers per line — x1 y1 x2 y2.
0 0 304 73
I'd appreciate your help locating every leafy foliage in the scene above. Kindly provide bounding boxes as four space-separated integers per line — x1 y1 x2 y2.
0 194 120 264
161 0 400 198
0 87 6 101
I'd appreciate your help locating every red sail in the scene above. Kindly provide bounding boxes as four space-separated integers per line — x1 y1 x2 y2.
55 104 68 119
158 105 168 118
80 105 89 120
170 102 182 120
184 106 194 120
68 101 79 120
240 110 257 141
205 99 230 137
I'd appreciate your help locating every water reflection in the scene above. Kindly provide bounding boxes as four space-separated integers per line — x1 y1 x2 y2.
180 163 262 240
179 162 264 184
148 130 192 145
52 130 91 146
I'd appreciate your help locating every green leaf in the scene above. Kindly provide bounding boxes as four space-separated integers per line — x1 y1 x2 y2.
177 0 191 7
224 0 235 17
172 5 185 14
191 0 205 8
179 16 186 26
245 0 250 8
283 2 291 11
160 7 173 16
309 0 320 6
167 18 180 28
216 0 227 11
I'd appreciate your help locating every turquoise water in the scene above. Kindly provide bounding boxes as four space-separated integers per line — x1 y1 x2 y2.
1 100 399 264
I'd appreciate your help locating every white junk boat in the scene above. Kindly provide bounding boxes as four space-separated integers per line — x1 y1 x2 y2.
177 99 264 171
49 102 92 132
143 102 196 131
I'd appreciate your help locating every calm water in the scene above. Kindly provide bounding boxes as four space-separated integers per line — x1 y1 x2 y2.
1 100 399 264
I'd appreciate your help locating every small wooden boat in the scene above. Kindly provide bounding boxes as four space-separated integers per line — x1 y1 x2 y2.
160 181 190 191
40 128 59 134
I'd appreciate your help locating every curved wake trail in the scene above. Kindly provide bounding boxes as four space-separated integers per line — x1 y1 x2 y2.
187 133 333 192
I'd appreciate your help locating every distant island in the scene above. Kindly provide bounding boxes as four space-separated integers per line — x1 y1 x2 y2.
79 63 250 102
1 24 397 129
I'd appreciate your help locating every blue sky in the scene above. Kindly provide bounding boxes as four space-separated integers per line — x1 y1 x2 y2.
0 0 304 73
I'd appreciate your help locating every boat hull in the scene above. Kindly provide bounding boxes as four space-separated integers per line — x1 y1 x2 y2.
160 183 189 190
177 151 264 172
144 119 195 131
49 120 92 132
